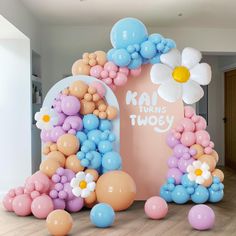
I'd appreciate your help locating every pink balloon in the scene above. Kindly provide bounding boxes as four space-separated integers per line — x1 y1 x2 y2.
184 106 195 118
12 194 32 216
130 67 142 77
114 72 128 86
181 131 196 147
119 67 129 76
144 196 168 219
102 77 112 85
31 195 54 219
204 147 213 154
181 118 195 132
109 71 117 79
196 130 210 146
104 61 118 72
192 115 200 123
2 195 14 212
195 117 207 131
90 65 103 78
101 70 109 79
90 81 106 97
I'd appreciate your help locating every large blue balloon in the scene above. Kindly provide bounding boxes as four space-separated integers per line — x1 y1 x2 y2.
102 151 122 170
110 18 148 49
191 185 209 204
171 185 190 204
90 203 115 228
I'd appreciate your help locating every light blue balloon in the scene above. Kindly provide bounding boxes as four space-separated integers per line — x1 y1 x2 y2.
77 151 85 160
99 119 112 131
87 129 102 145
166 39 176 48
171 185 190 204
81 158 89 167
140 40 156 59
160 186 173 202
88 151 102 169
112 49 131 67
76 131 87 144
107 48 116 61
149 54 161 64
102 151 122 170
83 140 96 151
128 57 142 69
208 189 224 203
110 17 148 49
191 185 209 203
98 140 113 154
156 43 165 52
90 203 115 228
148 34 163 44
83 114 99 131
181 174 195 187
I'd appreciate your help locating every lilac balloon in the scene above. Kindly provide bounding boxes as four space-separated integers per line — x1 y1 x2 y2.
57 112 67 126
53 198 66 210
66 197 84 213
40 129 52 142
166 133 180 148
167 168 183 184
63 183 74 200
167 156 179 168
61 96 80 115
62 116 83 133
50 190 58 199
174 144 189 158
178 157 194 173
50 126 65 142
188 204 215 230
63 169 75 182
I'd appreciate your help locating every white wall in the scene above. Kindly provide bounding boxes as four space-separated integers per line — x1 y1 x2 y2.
0 39 31 197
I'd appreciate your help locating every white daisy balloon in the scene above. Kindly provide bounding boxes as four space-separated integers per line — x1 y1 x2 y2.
34 107 58 130
187 160 211 185
70 171 96 198
150 47 212 104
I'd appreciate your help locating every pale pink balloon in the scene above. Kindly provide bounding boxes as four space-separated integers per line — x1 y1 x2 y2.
12 194 32 216
181 131 196 147
195 116 207 131
184 106 195 118
104 61 118 72
176 124 184 132
114 72 128 86
102 77 112 85
119 67 129 76
100 70 109 79
192 115 200 123
196 130 210 146
109 70 117 79
90 65 103 78
204 147 213 154
90 81 106 97
2 195 14 212
130 67 142 77
181 118 195 132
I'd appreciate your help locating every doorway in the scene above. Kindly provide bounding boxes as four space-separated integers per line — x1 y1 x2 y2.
225 69 236 170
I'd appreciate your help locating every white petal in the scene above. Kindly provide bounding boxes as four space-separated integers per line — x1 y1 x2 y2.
150 64 172 84
188 173 196 181
181 47 202 69
85 173 94 183
193 161 201 168
201 162 210 171
160 48 181 68
81 189 90 198
51 117 59 126
36 121 44 130
41 107 49 113
187 165 194 173
43 123 53 130
182 80 204 104
34 112 40 121
196 176 204 184
76 172 86 181
202 171 211 180
72 187 81 197
70 178 80 188
158 80 182 103
190 63 212 85
87 182 96 191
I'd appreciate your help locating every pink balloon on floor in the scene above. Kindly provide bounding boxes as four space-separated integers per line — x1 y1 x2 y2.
12 194 32 216
144 196 168 219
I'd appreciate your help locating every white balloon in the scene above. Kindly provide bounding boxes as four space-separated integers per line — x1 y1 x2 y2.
160 48 181 69
181 47 202 69
158 80 182 103
150 64 172 84
182 80 204 104
190 63 212 85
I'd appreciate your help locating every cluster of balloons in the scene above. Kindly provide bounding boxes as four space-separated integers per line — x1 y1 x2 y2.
107 18 176 69
160 106 224 204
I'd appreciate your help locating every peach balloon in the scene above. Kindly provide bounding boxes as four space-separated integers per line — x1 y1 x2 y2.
80 100 95 115
57 134 79 156
46 210 73 236
47 151 66 167
40 159 60 178
198 155 216 172
95 51 107 66
212 169 224 182
202 175 213 187
106 106 118 120
191 144 204 159
69 80 88 99
211 150 219 163
72 59 90 76
96 171 136 211
65 155 84 173
85 191 97 205
85 169 99 182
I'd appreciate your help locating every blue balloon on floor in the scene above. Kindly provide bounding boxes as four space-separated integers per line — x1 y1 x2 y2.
90 203 115 228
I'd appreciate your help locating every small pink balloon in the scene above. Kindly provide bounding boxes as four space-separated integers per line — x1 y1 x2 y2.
8 189 16 198
31 195 54 219
181 118 195 132
209 141 214 148
114 72 128 86
144 196 168 219
104 61 118 72
109 70 117 79
192 115 200 123
90 65 103 78
195 116 207 131
184 106 195 118
174 132 181 140
176 124 184 132
119 67 129 76
130 67 142 77
102 77 112 85
100 70 109 79
12 194 32 216
15 187 24 196
196 130 210 146
181 131 196 147
204 147 213 154
90 81 106 98
2 195 14 212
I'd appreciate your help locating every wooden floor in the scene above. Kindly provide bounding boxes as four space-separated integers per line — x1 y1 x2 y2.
0 167 236 236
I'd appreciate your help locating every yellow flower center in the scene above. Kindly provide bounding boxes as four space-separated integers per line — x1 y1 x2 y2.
172 66 190 83
42 114 50 122
79 180 87 189
195 169 203 176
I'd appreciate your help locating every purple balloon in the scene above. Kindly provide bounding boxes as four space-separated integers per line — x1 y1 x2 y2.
62 116 83 133
166 133 180 148
61 96 80 116
40 129 52 142
63 169 75 182
53 198 66 210
50 126 65 142
63 182 74 200
167 168 183 184
66 197 84 213
188 204 215 230
178 157 194 173
57 112 67 126
174 144 189 158
167 156 179 168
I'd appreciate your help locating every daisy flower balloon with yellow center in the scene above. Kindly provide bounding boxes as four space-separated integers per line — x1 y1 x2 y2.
150 47 212 104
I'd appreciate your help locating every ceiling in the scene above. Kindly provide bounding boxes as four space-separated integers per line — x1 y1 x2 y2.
22 0 236 28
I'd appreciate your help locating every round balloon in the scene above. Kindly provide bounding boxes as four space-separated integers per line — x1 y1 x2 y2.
40 159 61 178
65 155 84 173
12 194 32 216
57 134 79 156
